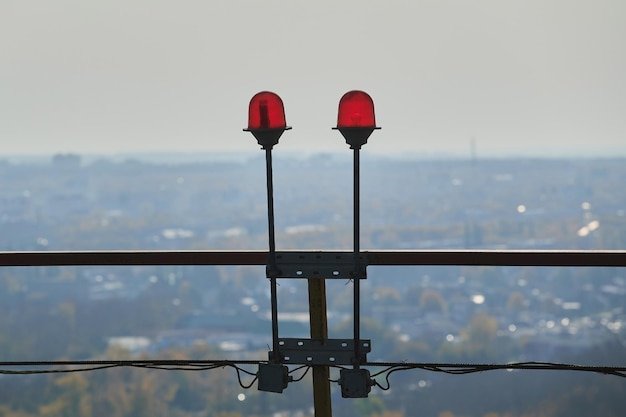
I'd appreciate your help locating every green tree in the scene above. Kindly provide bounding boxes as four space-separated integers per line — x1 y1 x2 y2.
419 289 448 315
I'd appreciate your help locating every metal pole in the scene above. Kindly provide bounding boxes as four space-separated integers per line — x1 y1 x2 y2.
308 278 332 417
265 148 280 360
353 148 361 368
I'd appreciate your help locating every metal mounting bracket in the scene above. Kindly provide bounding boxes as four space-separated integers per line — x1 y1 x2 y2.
270 251 367 279
271 338 371 365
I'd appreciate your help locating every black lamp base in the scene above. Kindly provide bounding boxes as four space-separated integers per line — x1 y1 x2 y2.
333 127 380 150
244 127 292 150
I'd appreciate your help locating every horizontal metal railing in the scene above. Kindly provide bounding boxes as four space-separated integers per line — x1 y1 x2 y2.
0 250 625 267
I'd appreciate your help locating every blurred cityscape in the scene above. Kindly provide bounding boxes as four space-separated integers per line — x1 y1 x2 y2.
0 153 625 417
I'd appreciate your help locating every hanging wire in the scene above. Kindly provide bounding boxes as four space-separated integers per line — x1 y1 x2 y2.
0 360 260 375
365 361 626 390
233 366 258 389
0 364 121 375
1 360 625 391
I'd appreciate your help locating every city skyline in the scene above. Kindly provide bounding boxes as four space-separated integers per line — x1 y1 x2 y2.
2 0 625 157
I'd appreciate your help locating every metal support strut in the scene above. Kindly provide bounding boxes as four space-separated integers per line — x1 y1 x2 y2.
265 148 280 360
353 148 362 368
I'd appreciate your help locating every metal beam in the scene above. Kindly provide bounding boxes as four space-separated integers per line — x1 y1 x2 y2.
365 250 626 267
0 250 625 267
0 250 268 266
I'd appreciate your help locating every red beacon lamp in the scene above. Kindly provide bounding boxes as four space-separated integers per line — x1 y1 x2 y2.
333 90 380 149
244 91 291 150
243 91 290 389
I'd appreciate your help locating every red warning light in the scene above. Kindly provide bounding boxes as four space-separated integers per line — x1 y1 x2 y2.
336 90 377 128
334 90 380 149
247 91 288 130
244 91 291 150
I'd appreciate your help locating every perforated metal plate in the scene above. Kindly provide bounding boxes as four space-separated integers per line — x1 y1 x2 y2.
275 338 371 365
271 251 367 279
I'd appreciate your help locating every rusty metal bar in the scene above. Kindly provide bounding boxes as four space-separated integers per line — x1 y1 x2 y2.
0 250 268 266
365 250 626 267
0 250 624 267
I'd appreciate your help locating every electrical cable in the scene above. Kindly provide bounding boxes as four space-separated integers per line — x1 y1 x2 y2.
289 365 312 382
0 360 262 375
1 360 625 389
233 365 258 389
0 364 121 375
363 361 626 389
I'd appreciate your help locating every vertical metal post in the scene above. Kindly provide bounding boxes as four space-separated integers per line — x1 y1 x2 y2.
353 148 361 368
308 278 332 417
265 148 280 359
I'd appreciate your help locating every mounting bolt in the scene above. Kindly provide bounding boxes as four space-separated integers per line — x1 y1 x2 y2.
339 369 374 398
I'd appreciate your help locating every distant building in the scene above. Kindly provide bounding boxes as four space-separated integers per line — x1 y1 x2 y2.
0 194 34 222
52 153 81 170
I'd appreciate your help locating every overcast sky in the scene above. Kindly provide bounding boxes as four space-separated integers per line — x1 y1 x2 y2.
2 0 625 157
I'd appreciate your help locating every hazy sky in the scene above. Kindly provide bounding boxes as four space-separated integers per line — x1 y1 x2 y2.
2 0 625 157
